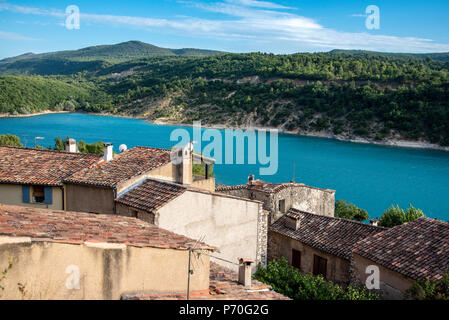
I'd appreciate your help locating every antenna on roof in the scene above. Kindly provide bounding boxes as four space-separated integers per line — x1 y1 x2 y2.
119 144 128 153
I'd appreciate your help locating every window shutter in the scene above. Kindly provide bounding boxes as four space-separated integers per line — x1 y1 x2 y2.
44 187 53 205
22 185 30 203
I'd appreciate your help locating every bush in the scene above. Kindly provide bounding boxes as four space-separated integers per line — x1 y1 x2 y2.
254 257 378 300
406 274 449 300
0 134 22 147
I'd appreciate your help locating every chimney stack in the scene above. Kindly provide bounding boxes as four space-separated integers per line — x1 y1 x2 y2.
171 142 193 185
103 143 113 162
248 174 255 185
65 138 77 153
238 258 254 289
370 219 379 226
285 212 301 231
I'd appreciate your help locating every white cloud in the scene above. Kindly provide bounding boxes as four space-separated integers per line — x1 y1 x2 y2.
1 1 449 53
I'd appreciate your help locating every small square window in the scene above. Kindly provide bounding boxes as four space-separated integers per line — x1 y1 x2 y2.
131 210 138 218
32 186 45 203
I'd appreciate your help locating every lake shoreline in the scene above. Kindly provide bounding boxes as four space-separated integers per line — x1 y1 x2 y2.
1 111 448 152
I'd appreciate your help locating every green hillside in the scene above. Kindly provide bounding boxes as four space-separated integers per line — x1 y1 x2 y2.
330 49 449 62
0 44 448 146
0 41 224 75
0 76 107 114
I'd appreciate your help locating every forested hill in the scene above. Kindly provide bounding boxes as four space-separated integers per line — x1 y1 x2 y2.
329 49 449 62
0 46 448 147
0 41 224 75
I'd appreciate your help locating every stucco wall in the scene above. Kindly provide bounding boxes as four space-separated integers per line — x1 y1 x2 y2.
65 184 115 214
351 253 414 300
0 236 209 300
157 190 265 271
268 231 350 285
0 184 63 210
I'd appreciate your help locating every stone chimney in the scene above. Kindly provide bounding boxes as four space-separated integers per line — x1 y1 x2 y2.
65 138 77 153
238 258 253 289
171 142 193 185
103 143 114 162
370 219 379 226
285 213 301 231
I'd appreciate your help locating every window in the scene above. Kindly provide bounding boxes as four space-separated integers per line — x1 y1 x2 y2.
32 186 45 203
22 185 52 205
131 210 138 218
278 199 286 213
292 249 301 270
313 255 328 279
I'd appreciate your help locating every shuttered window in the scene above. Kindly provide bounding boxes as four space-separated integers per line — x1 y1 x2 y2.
22 185 30 203
313 255 328 279
292 249 301 270
44 187 53 205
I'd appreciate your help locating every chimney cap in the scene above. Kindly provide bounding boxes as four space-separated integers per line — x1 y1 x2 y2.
238 257 254 265
103 142 113 147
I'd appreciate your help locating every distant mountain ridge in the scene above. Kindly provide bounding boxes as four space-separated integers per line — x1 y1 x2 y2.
0 41 224 75
330 49 449 62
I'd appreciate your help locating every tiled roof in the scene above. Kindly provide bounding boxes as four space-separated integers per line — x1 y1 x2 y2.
122 262 290 300
270 209 385 260
216 180 335 194
0 146 101 186
0 204 212 251
64 147 171 188
116 179 186 213
353 218 449 281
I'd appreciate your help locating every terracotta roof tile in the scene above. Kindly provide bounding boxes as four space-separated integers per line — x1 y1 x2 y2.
116 179 186 213
353 218 449 281
0 204 213 251
270 209 386 260
0 146 101 186
64 147 171 188
122 262 290 300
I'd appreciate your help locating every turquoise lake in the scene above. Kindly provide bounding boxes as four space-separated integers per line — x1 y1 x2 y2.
1 113 448 221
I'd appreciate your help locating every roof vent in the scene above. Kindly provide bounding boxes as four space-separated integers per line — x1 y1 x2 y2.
248 174 255 185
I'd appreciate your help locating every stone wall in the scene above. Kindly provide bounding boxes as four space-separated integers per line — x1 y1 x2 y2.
268 231 350 285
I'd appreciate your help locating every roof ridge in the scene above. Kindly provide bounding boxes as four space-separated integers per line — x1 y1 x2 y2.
289 208 387 230
0 145 102 157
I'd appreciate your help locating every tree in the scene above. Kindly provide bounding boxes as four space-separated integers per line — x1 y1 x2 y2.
54 137 65 151
335 200 369 221
254 257 378 300
0 134 22 147
378 204 425 228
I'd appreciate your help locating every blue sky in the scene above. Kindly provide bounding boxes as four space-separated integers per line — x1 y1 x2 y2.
0 0 449 59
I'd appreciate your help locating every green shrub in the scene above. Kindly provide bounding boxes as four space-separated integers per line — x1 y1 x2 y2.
378 204 425 227
254 257 378 300
406 274 449 300
0 134 22 147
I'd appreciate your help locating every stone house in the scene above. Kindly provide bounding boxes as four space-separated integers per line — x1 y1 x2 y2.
268 208 385 285
351 217 449 299
216 177 336 223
